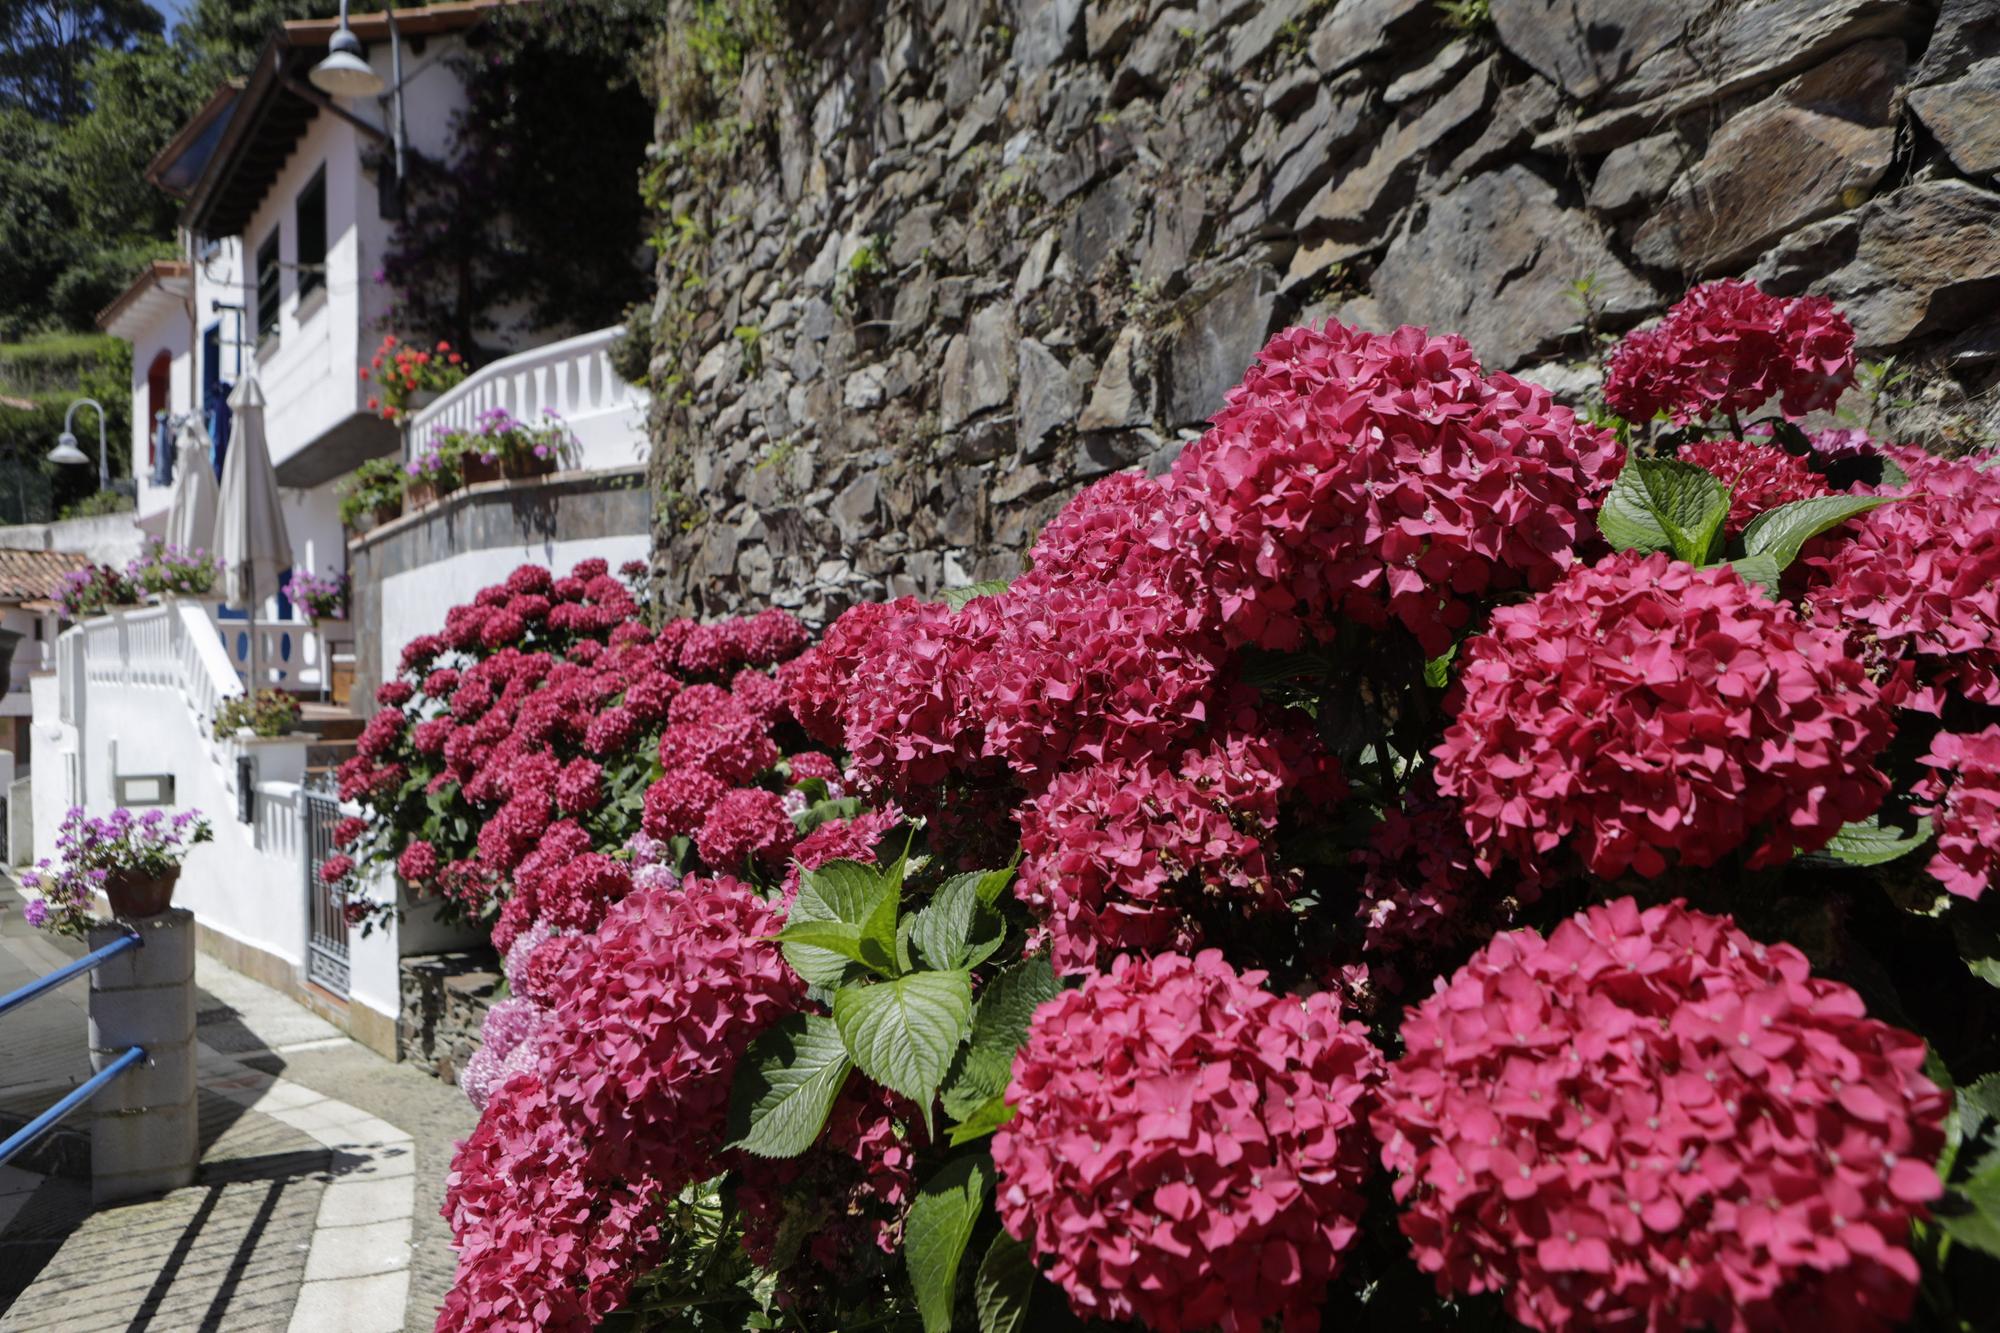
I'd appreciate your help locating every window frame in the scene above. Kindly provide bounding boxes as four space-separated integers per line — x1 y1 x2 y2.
254 230 282 344
295 167 327 303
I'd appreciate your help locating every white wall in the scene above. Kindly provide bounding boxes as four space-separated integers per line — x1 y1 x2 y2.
377 534 647 681
0 512 146 567
40 659 401 1025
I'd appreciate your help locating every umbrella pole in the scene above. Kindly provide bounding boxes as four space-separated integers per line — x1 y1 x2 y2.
248 567 259 698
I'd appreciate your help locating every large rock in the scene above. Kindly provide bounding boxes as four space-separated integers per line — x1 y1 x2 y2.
1309 0 1431 76
1909 0 2000 177
1300 58 1494 238
1632 41 1901 275
1079 325 1153 431
1371 165 1653 369
940 304 1019 429
1163 266 1279 426
1017 339 1083 457
1490 0 1685 100
1011 0 1085 69
1587 131 1685 216
1063 171 1140 277
1535 0 1925 153
1815 179 2000 348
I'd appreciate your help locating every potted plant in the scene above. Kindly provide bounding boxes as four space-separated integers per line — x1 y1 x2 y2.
127 540 221 600
283 568 349 623
361 333 467 424
213 688 303 739
459 406 579 481
22 806 213 928
55 563 144 619
339 456 406 532
402 440 461 509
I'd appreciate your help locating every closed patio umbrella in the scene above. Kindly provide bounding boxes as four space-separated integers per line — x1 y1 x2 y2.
211 375 292 693
165 416 219 556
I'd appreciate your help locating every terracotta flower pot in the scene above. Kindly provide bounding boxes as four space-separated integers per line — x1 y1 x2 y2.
501 453 556 481
104 866 180 919
405 480 438 509
461 455 503 485
372 498 403 527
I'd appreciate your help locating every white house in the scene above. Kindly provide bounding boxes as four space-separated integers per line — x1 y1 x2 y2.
50 0 653 1056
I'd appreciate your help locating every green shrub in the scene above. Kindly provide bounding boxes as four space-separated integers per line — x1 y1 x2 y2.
213 688 303 739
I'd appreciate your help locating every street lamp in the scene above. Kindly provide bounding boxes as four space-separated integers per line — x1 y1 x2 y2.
309 0 386 98
49 398 109 491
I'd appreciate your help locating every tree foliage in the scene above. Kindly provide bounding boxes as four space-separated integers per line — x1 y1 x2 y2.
377 0 653 360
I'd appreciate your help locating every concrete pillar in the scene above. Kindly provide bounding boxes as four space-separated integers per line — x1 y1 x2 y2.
86 907 198 1205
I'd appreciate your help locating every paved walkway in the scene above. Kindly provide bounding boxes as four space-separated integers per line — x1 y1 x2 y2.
0 888 476 1332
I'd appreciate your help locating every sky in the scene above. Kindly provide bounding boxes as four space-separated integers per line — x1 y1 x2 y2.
148 0 193 34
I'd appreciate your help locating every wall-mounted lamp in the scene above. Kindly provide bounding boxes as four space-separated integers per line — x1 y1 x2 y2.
309 0 386 98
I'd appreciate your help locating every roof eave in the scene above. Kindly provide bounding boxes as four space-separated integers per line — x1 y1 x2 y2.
184 33 294 239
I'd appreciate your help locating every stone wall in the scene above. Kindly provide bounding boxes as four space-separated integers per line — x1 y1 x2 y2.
399 950 501 1085
643 0 2000 620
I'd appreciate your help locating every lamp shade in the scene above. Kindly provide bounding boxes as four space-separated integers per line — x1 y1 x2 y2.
47 432 87 466
310 30 384 97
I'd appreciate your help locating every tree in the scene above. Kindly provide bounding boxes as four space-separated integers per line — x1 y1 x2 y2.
0 0 160 122
176 0 370 75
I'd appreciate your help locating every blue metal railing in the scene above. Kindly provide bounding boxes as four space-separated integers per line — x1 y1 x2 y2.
0 932 141 1018
0 929 146 1168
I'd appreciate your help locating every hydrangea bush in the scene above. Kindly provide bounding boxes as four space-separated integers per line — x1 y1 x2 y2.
338 283 2000 1333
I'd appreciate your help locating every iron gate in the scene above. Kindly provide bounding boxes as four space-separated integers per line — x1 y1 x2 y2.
303 780 351 996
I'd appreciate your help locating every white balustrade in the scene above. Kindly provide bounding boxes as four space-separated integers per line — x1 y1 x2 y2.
407 324 650 473
253 780 301 859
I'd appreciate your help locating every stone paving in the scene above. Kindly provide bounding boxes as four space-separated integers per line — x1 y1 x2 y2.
0 887 477 1332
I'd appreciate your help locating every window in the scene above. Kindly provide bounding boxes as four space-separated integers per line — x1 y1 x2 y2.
255 231 281 342
296 168 327 301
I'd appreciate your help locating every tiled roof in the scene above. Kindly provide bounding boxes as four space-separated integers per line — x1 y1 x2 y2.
0 549 91 604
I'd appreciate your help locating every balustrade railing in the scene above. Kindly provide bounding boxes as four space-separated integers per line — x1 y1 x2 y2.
407 324 648 473
254 780 301 859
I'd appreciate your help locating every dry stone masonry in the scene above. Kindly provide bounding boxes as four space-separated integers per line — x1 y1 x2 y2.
641 0 2000 621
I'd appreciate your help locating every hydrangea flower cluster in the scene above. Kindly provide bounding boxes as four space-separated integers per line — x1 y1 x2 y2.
1678 438 1830 536
1373 899 1947 1332
1604 280 1856 425
737 1080 926 1300
412 293 1986 1333
1916 725 2000 901
1169 323 1621 657
1804 454 2000 713
1013 732 1297 973
438 877 800 1328
1435 552 1893 879
993 950 1383 1333
337 557 823 940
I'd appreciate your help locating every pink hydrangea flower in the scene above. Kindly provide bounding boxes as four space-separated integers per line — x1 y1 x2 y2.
1678 438 1831 536
1169 321 1620 657
396 839 439 885
993 950 1382 1333
693 787 798 870
1804 454 2000 714
1434 552 1892 880
1374 898 1946 1333
1604 280 1856 424
642 767 727 840
1012 734 1297 973
1915 725 2000 901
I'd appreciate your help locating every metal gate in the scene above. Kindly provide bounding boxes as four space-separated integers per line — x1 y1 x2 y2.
303 781 350 997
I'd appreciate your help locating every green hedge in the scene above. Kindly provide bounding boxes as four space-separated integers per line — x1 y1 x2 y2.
0 333 133 522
